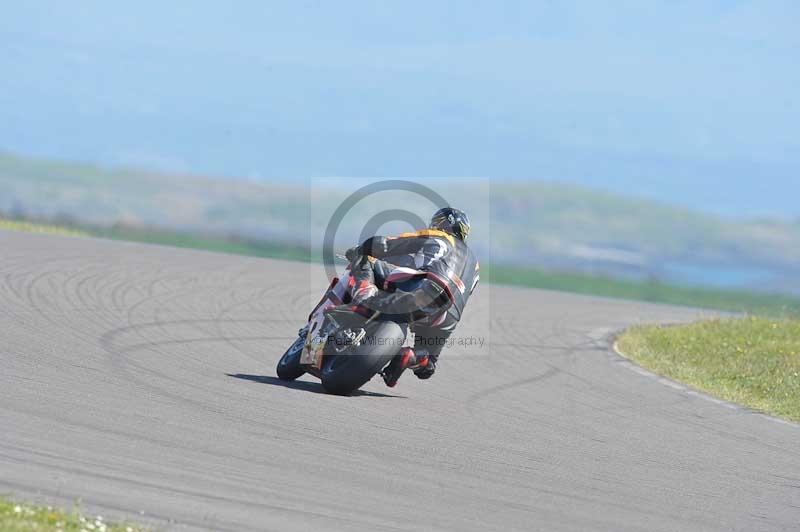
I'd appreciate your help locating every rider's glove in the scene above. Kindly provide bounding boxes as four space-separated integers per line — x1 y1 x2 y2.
413 357 436 380
344 245 361 261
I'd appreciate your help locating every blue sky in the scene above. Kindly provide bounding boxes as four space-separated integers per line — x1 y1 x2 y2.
2 1 798 217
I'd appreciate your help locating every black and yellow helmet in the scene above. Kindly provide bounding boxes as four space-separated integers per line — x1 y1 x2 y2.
430 207 471 242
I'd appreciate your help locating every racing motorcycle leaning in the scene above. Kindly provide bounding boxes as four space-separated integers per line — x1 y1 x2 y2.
276 263 442 395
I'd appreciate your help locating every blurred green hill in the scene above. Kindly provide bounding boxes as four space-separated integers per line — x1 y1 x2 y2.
2 152 798 292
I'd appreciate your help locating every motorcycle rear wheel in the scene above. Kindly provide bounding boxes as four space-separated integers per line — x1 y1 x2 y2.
321 321 404 395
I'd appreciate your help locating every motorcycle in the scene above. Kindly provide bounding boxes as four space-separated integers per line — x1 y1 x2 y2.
276 262 428 395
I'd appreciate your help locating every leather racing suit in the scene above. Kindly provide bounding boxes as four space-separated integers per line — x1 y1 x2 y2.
346 228 480 371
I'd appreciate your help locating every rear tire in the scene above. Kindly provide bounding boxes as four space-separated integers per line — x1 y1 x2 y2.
321 321 404 395
276 335 306 381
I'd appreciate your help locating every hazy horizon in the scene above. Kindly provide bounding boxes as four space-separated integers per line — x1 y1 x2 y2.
2 1 798 218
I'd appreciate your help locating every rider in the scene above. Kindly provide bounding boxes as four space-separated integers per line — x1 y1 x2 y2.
328 207 479 387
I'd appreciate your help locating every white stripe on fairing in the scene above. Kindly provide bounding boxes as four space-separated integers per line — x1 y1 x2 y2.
387 266 426 282
438 320 457 331
431 312 447 326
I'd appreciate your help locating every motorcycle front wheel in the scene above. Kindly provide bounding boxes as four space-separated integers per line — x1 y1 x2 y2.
276 334 306 381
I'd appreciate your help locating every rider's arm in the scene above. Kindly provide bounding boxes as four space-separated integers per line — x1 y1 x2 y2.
360 234 426 258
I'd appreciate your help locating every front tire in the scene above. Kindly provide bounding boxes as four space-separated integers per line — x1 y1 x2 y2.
276 335 306 381
321 321 404 395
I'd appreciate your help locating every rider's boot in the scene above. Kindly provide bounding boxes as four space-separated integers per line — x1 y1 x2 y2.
324 272 378 328
381 348 430 387
323 256 380 348
351 280 378 305
349 253 380 305
321 255 378 324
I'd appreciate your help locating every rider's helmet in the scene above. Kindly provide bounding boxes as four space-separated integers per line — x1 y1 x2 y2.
430 207 471 242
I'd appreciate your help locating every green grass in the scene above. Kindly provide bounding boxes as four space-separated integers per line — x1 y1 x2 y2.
617 317 800 422
485 265 800 317
0 219 89 238
90 224 312 263
0 497 150 532
3 215 800 317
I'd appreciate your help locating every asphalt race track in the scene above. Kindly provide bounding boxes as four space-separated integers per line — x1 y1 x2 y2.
1 231 798 531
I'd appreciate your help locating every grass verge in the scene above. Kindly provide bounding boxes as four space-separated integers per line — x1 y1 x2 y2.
90 224 311 263
0 219 89 238
0 497 150 532
485 265 800 317
3 215 799 317
617 317 800 422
